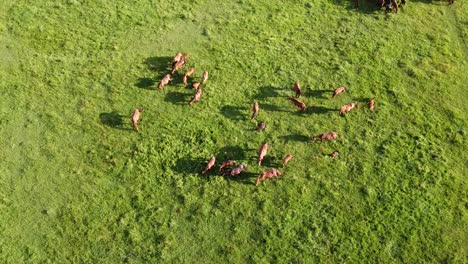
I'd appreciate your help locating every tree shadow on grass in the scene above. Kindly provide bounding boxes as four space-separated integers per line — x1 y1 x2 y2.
220 105 247 121
99 112 132 131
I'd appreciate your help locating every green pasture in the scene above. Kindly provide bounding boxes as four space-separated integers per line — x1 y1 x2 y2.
0 0 466 262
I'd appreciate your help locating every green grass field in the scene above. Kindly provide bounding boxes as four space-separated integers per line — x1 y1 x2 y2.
1 0 467 262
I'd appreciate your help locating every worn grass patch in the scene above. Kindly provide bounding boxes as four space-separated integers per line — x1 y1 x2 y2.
0 0 466 262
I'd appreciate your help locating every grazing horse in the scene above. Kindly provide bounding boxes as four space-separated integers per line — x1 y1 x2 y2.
293 81 302 98
183 68 195 86
332 86 346 98
227 164 246 176
158 74 172 90
172 52 182 68
189 88 203 106
257 122 266 132
131 108 144 132
258 143 268 166
256 168 283 186
288 97 306 112
251 101 259 121
192 81 200 90
219 160 235 173
339 102 358 115
313 132 338 142
385 0 399 12
201 156 216 175
282 154 293 167
368 96 376 110
202 71 209 84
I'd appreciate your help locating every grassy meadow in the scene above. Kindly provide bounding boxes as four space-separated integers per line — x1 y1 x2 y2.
0 0 467 262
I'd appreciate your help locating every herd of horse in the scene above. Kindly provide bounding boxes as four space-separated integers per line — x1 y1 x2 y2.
130 52 378 186
130 0 456 184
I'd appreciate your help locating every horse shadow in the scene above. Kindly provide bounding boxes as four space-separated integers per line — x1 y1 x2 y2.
330 0 388 13
217 145 247 161
173 157 207 175
164 91 191 105
145 56 173 76
135 56 174 90
353 97 374 104
173 145 258 184
99 112 132 130
224 171 258 185
307 89 330 99
135 78 155 90
292 105 336 116
253 85 284 100
220 105 247 121
280 134 310 142
262 103 289 113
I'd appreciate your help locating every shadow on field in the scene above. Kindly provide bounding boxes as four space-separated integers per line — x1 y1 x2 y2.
330 0 382 13
308 89 330 99
135 77 155 90
165 91 191 105
145 56 173 77
225 171 257 185
258 155 281 168
292 105 336 116
262 103 289 113
135 56 173 90
100 112 132 130
173 145 247 174
353 97 374 104
254 85 283 99
217 145 246 160
220 105 247 121
280 134 310 142
173 157 206 174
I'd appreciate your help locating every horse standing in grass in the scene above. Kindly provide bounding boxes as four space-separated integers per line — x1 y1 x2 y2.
332 86 346 98
189 88 203 106
313 132 338 142
288 97 306 112
256 169 283 186
258 143 268 166
158 74 172 90
201 156 216 175
339 102 358 115
183 68 195 86
282 154 293 167
131 108 144 132
251 101 259 121
293 81 302 98
202 71 209 84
